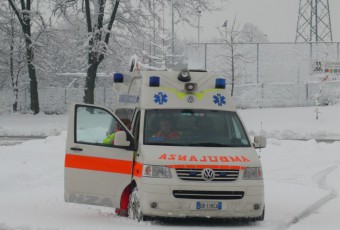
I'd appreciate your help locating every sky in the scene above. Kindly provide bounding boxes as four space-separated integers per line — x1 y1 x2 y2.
180 0 340 43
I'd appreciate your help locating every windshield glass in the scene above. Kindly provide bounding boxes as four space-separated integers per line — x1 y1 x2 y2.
144 109 250 147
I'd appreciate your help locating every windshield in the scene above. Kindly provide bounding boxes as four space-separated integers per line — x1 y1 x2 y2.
144 109 250 147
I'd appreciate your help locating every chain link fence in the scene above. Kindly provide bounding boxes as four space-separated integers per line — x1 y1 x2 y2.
1 42 340 113
1 80 339 114
0 87 116 114
188 42 340 107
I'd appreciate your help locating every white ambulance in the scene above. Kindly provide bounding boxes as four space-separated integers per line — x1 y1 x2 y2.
64 70 266 221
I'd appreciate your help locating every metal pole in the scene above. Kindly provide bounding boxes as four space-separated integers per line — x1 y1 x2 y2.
171 0 174 64
257 43 260 83
310 42 313 75
153 0 156 57
315 0 318 42
198 12 200 43
327 0 333 41
205 43 207 70
197 7 202 44
310 0 313 41
25 88 27 110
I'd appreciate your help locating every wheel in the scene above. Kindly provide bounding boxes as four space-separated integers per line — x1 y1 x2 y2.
128 187 143 221
259 206 265 221
254 206 265 222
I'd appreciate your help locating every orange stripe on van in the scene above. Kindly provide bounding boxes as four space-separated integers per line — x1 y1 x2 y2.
167 164 245 170
65 154 133 174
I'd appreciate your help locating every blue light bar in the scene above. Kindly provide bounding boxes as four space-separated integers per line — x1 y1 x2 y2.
149 76 160 87
113 73 124 83
215 78 226 89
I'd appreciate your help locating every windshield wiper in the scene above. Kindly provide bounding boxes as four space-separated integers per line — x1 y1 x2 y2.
187 143 231 147
146 142 184 146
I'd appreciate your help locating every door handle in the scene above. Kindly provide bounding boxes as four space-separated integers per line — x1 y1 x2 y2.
70 147 83 151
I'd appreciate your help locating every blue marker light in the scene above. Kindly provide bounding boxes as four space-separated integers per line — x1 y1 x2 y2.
113 73 124 83
215 78 226 89
149 76 160 87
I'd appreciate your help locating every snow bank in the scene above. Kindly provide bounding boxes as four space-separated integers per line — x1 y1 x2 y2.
0 113 67 137
238 103 340 140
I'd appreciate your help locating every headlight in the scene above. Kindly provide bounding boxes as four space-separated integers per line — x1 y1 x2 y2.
243 167 263 180
142 165 172 178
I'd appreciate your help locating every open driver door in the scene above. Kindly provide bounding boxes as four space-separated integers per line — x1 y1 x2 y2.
64 103 134 208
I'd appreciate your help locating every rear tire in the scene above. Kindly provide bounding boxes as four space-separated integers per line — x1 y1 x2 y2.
128 187 143 221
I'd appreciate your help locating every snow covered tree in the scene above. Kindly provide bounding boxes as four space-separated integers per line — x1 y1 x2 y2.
53 0 226 104
238 23 268 43
6 0 50 114
136 0 224 70
0 2 28 112
219 20 266 96
53 0 148 104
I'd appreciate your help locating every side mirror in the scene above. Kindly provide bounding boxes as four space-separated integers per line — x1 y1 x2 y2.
114 131 131 147
254 135 266 149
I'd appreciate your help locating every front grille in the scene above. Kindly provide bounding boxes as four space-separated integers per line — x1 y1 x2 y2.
173 190 244 200
176 168 239 181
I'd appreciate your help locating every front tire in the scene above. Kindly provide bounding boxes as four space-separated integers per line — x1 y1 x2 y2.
128 187 143 221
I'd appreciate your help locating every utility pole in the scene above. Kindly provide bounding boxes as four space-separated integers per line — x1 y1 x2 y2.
222 20 228 41
197 6 202 43
171 0 174 64
296 0 333 42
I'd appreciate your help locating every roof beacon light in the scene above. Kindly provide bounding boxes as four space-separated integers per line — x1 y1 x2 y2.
215 78 226 89
113 73 124 83
178 70 191 82
149 76 160 87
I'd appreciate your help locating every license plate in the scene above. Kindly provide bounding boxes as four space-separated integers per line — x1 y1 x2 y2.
196 201 222 210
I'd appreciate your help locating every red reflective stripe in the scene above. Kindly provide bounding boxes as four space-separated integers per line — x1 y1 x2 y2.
168 164 245 170
65 154 133 174
133 162 143 178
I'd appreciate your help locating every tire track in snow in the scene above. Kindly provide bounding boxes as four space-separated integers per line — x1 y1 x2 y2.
0 136 46 146
274 165 338 230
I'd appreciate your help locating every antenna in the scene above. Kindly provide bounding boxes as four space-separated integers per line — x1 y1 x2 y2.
296 0 333 42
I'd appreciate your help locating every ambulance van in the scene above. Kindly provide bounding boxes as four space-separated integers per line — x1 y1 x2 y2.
64 70 266 221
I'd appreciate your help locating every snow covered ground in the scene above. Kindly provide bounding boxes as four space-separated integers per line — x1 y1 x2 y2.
0 104 339 230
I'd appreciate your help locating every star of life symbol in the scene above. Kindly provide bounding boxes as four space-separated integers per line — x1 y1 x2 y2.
202 168 215 181
213 94 226 106
154 92 168 105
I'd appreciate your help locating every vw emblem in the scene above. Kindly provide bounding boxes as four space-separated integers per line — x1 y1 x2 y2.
202 168 215 181
187 95 195 103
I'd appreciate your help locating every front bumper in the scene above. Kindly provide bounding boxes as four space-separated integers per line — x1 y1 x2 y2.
138 182 264 218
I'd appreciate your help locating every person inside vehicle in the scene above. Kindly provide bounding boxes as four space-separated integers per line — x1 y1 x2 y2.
153 117 179 139
103 118 131 145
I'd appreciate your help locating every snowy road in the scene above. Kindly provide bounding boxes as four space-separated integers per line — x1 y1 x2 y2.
0 134 339 230
0 105 339 229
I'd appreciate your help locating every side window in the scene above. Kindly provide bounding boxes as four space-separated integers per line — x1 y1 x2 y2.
75 106 119 146
231 117 242 139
